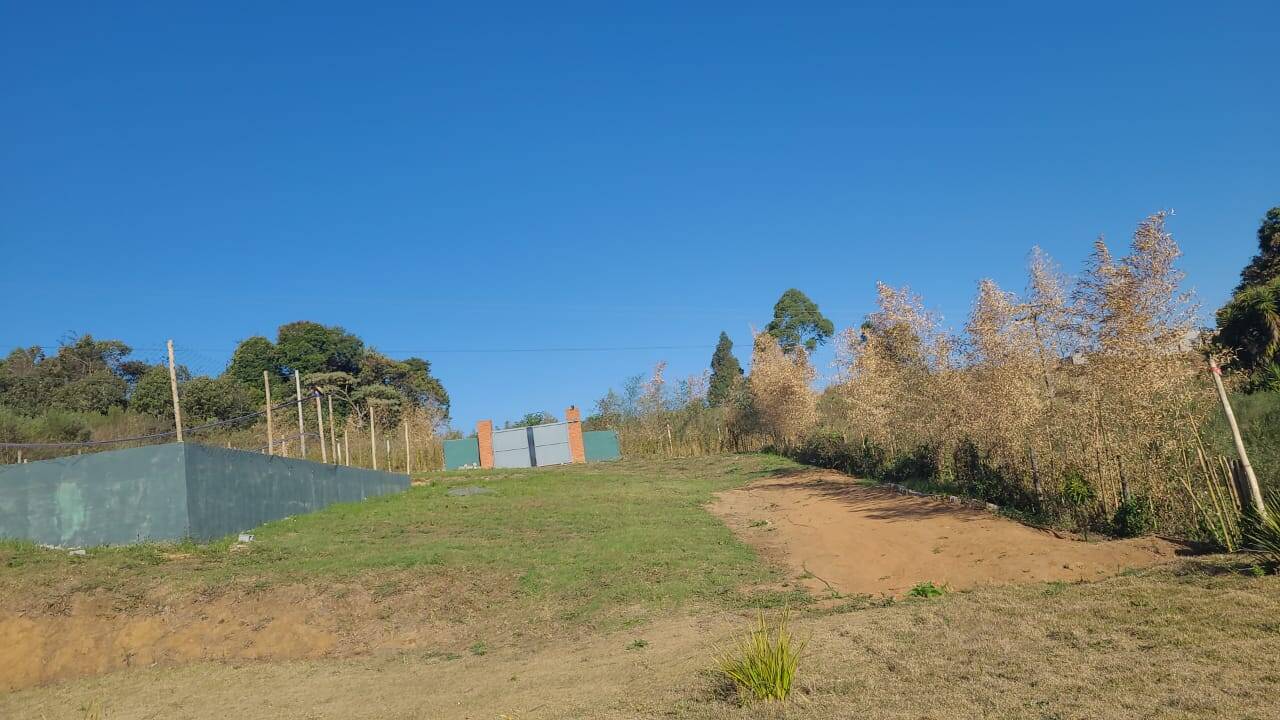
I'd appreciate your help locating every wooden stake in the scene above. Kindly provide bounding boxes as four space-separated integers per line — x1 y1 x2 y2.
404 422 411 475
369 402 378 470
315 394 328 462
328 395 337 460
294 371 306 459
344 430 350 467
1208 355 1266 516
264 370 274 456
166 340 184 443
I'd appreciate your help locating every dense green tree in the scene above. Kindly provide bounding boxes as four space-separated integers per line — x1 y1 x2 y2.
1218 206 1280 383
130 365 191 418
226 336 281 388
182 376 254 422
764 289 834 353
1236 206 1280 292
707 331 743 407
274 321 364 378
0 336 132 415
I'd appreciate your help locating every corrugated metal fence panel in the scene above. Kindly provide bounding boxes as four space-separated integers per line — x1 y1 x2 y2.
531 422 572 466
443 437 480 470
0 444 190 547
492 427 532 468
583 430 621 462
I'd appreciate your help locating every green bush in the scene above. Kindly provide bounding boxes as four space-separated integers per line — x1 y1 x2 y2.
1112 496 1154 537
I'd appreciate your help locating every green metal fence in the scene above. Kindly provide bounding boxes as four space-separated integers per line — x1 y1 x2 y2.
0 443 409 546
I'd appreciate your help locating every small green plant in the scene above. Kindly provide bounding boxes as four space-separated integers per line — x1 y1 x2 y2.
1061 471 1096 539
907 581 947 598
1112 496 1153 538
469 642 488 656
1245 493 1280 571
626 639 648 650
714 610 807 703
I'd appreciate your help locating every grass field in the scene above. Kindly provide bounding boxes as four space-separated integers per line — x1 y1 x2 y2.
0 454 798 632
2 453 1279 718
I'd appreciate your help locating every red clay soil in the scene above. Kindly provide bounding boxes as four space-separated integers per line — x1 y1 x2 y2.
709 468 1186 597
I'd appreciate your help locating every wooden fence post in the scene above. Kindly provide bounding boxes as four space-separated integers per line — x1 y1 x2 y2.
344 429 351 467
328 395 338 461
264 371 274 456
166 340 184 443
369 403 378 470
294 371 306 459
315 394 328 462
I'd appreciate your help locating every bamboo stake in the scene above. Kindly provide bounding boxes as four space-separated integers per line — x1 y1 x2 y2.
315 394 328 463
1208 355 1266 516
404 422 411 475
166 340 184 443
294 371 307 459
369 403 378 470
264 371 274 456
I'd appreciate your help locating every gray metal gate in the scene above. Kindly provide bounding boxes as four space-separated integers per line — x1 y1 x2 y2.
531 422 572 466
492 426 532 468
491 422 573 468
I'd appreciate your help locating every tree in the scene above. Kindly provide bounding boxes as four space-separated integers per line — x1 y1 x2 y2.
226 336 281 388
707 331 743 407
1217 205 1280 382
765 289 834 353
130 365 191 418
1236 205 1280 292
746 332 816 448
182 376 254 422
275 321 364 378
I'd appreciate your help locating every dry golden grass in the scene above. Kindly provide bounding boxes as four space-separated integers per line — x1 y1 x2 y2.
5 561 1276 719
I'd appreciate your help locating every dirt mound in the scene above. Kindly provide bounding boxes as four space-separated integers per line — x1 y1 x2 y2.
709 469 1185 597
0 577 486 692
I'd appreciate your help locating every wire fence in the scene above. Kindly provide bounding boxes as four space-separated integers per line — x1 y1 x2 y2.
1 343 445 474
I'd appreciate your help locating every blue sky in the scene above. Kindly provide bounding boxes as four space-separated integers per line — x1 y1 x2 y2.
3 2 1277 430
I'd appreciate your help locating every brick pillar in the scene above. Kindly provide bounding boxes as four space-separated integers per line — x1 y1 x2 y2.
476 419 495 469
565 406 586 463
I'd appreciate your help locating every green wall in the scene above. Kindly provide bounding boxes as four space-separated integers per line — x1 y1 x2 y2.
0 443 409 546
443 437 480 470
0 444 189 547
583 430 621 462
184 445 409 540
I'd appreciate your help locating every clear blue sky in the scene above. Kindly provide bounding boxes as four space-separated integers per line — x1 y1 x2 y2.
3 2 1277 431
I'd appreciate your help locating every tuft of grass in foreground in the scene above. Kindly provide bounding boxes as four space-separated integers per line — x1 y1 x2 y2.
715 610 807 703
0 453 798 627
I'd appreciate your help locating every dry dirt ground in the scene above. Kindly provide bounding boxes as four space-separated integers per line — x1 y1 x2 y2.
708 467 1187 597
4 465 1277 719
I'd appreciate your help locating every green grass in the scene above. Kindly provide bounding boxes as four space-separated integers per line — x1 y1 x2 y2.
0 453 797 625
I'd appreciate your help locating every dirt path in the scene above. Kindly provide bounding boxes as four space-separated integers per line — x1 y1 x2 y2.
709 468 1185 597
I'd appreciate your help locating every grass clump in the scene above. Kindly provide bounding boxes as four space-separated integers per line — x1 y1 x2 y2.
1246 493 1280 572
715 610 807 703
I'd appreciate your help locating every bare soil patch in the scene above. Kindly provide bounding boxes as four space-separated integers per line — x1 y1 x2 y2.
0 572 506 692
709 468 1187 597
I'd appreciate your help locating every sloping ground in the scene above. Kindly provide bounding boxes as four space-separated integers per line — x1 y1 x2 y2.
709 468 1186 597
4 567 1278 719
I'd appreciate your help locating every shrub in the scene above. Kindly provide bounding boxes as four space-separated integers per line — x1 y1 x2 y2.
1112 496 1154 537
1245 493 1280 571
908 581 948 598
715 611 806 703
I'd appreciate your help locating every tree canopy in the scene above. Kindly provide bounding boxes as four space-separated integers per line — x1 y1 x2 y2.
764 289 834 353
707 331 743 407
1217 205 1280 387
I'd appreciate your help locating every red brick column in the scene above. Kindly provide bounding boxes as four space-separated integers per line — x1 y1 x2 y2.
565 406 585 464
476 419 495 469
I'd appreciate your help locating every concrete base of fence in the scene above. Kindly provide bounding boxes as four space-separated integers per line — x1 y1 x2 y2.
0 443 409 547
